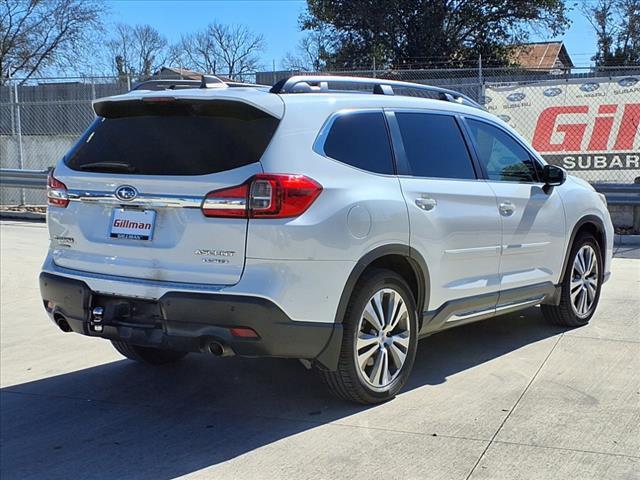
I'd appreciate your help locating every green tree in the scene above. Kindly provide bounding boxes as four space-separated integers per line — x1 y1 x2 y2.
301 0 569 69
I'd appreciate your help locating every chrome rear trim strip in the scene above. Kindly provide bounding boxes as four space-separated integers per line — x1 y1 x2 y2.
66 189 202 208
202 197 247 211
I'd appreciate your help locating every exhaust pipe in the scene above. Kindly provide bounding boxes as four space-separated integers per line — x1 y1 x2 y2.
54 314 72 333
207 341 233 357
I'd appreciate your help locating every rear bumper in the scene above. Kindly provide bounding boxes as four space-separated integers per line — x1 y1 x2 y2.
39 272 342 370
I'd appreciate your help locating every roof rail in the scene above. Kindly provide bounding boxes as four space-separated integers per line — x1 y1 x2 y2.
269 75 483 109
132 75 228 91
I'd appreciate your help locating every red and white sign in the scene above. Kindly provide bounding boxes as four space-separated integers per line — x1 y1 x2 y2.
484 76 640 181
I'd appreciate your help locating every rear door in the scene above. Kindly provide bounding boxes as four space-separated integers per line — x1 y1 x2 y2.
390 110 502 312
49 97 281 285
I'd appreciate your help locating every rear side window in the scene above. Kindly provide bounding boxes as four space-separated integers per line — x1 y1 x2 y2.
322 111 394 175
65 99 279 175
466 119 539 183
396 112 476 179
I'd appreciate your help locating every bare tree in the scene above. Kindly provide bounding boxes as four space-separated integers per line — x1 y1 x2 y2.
282 30 330 71
0 0 105 83
581 0 618 65
105 23 168 80
616 0 640 63
208 23 264 79
172 22 265 80
105 23 134 82
170 30 220 73
582 0 640 65
135 25 168 78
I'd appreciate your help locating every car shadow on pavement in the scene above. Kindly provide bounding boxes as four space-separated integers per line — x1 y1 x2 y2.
1 307 565 480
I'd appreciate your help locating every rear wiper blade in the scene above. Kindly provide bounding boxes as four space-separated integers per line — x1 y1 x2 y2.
79 162 139 173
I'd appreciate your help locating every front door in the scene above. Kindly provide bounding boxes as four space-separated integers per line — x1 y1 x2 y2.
463 117 566 296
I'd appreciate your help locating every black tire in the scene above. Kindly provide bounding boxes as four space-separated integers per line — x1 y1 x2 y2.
111 340 188 365
542 233 603 327
319 268 419 404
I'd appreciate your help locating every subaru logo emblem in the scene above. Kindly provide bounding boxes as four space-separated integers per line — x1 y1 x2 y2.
480 95 492 105
506 92 526 102
543 87 562 97
580 82 600 92
618 77 638 87
497 114 511 122
115 185 138 201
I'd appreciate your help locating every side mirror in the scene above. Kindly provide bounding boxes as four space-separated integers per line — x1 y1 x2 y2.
542 164 566 188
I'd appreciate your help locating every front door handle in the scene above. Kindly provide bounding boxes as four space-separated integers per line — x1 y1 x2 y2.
499 201 516 216
415 195 437 211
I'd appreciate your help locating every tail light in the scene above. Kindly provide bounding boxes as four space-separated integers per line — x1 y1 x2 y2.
47 170 69 208
202 174 322 219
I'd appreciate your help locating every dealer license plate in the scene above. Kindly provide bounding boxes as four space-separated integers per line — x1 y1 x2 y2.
110 209 156 240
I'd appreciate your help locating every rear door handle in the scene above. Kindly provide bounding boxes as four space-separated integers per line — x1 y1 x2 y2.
499 201 516 216
415 195 437 211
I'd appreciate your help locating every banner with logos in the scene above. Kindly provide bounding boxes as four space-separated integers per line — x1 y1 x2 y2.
484 76 640 182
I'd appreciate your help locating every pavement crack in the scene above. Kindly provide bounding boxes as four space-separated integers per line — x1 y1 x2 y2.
464 333 564 480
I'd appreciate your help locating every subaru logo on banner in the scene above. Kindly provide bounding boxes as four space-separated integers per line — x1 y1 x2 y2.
506 92 526 102
543 87 562 97
580 82 600 92
481 95 493 105
497 114 511 122
618 77 638 87
115 185 138 202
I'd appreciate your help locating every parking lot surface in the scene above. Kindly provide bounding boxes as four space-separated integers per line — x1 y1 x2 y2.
1 220 639 480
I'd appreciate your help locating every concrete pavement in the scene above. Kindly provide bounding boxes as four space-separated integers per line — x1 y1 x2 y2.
1 220 638 479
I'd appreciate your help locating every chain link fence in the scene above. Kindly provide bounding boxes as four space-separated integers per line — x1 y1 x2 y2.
1 66 639 205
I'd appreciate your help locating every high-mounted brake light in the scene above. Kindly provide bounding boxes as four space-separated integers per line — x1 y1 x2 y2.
47 170 69 208
141 96 176 103
202 174 322 219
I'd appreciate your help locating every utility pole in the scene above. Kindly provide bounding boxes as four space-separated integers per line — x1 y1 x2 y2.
10 68 26 205
478 53 484 104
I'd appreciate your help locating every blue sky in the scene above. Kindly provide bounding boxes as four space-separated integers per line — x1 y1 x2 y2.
108 0 598 69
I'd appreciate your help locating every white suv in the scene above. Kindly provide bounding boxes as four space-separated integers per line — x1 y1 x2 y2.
40 75 613 404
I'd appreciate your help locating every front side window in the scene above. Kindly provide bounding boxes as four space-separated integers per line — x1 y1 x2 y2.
466 119 539 183
395 112 476 180
322 111 394 175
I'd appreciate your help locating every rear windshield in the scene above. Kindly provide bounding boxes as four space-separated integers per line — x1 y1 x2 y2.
65 99 279 175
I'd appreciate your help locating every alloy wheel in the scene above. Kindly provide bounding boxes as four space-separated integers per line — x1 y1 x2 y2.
355 288 411 391
570 245 599 318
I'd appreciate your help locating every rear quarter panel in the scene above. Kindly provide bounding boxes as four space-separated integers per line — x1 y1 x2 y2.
248 98 410 262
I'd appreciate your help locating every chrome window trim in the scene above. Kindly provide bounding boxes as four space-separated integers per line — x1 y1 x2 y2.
461 113 546 183
312 108 397 177
386 107 481 181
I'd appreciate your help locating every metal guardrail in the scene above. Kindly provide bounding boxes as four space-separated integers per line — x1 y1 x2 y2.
593 183 640 206
0 169 49 190
1 169 640 206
